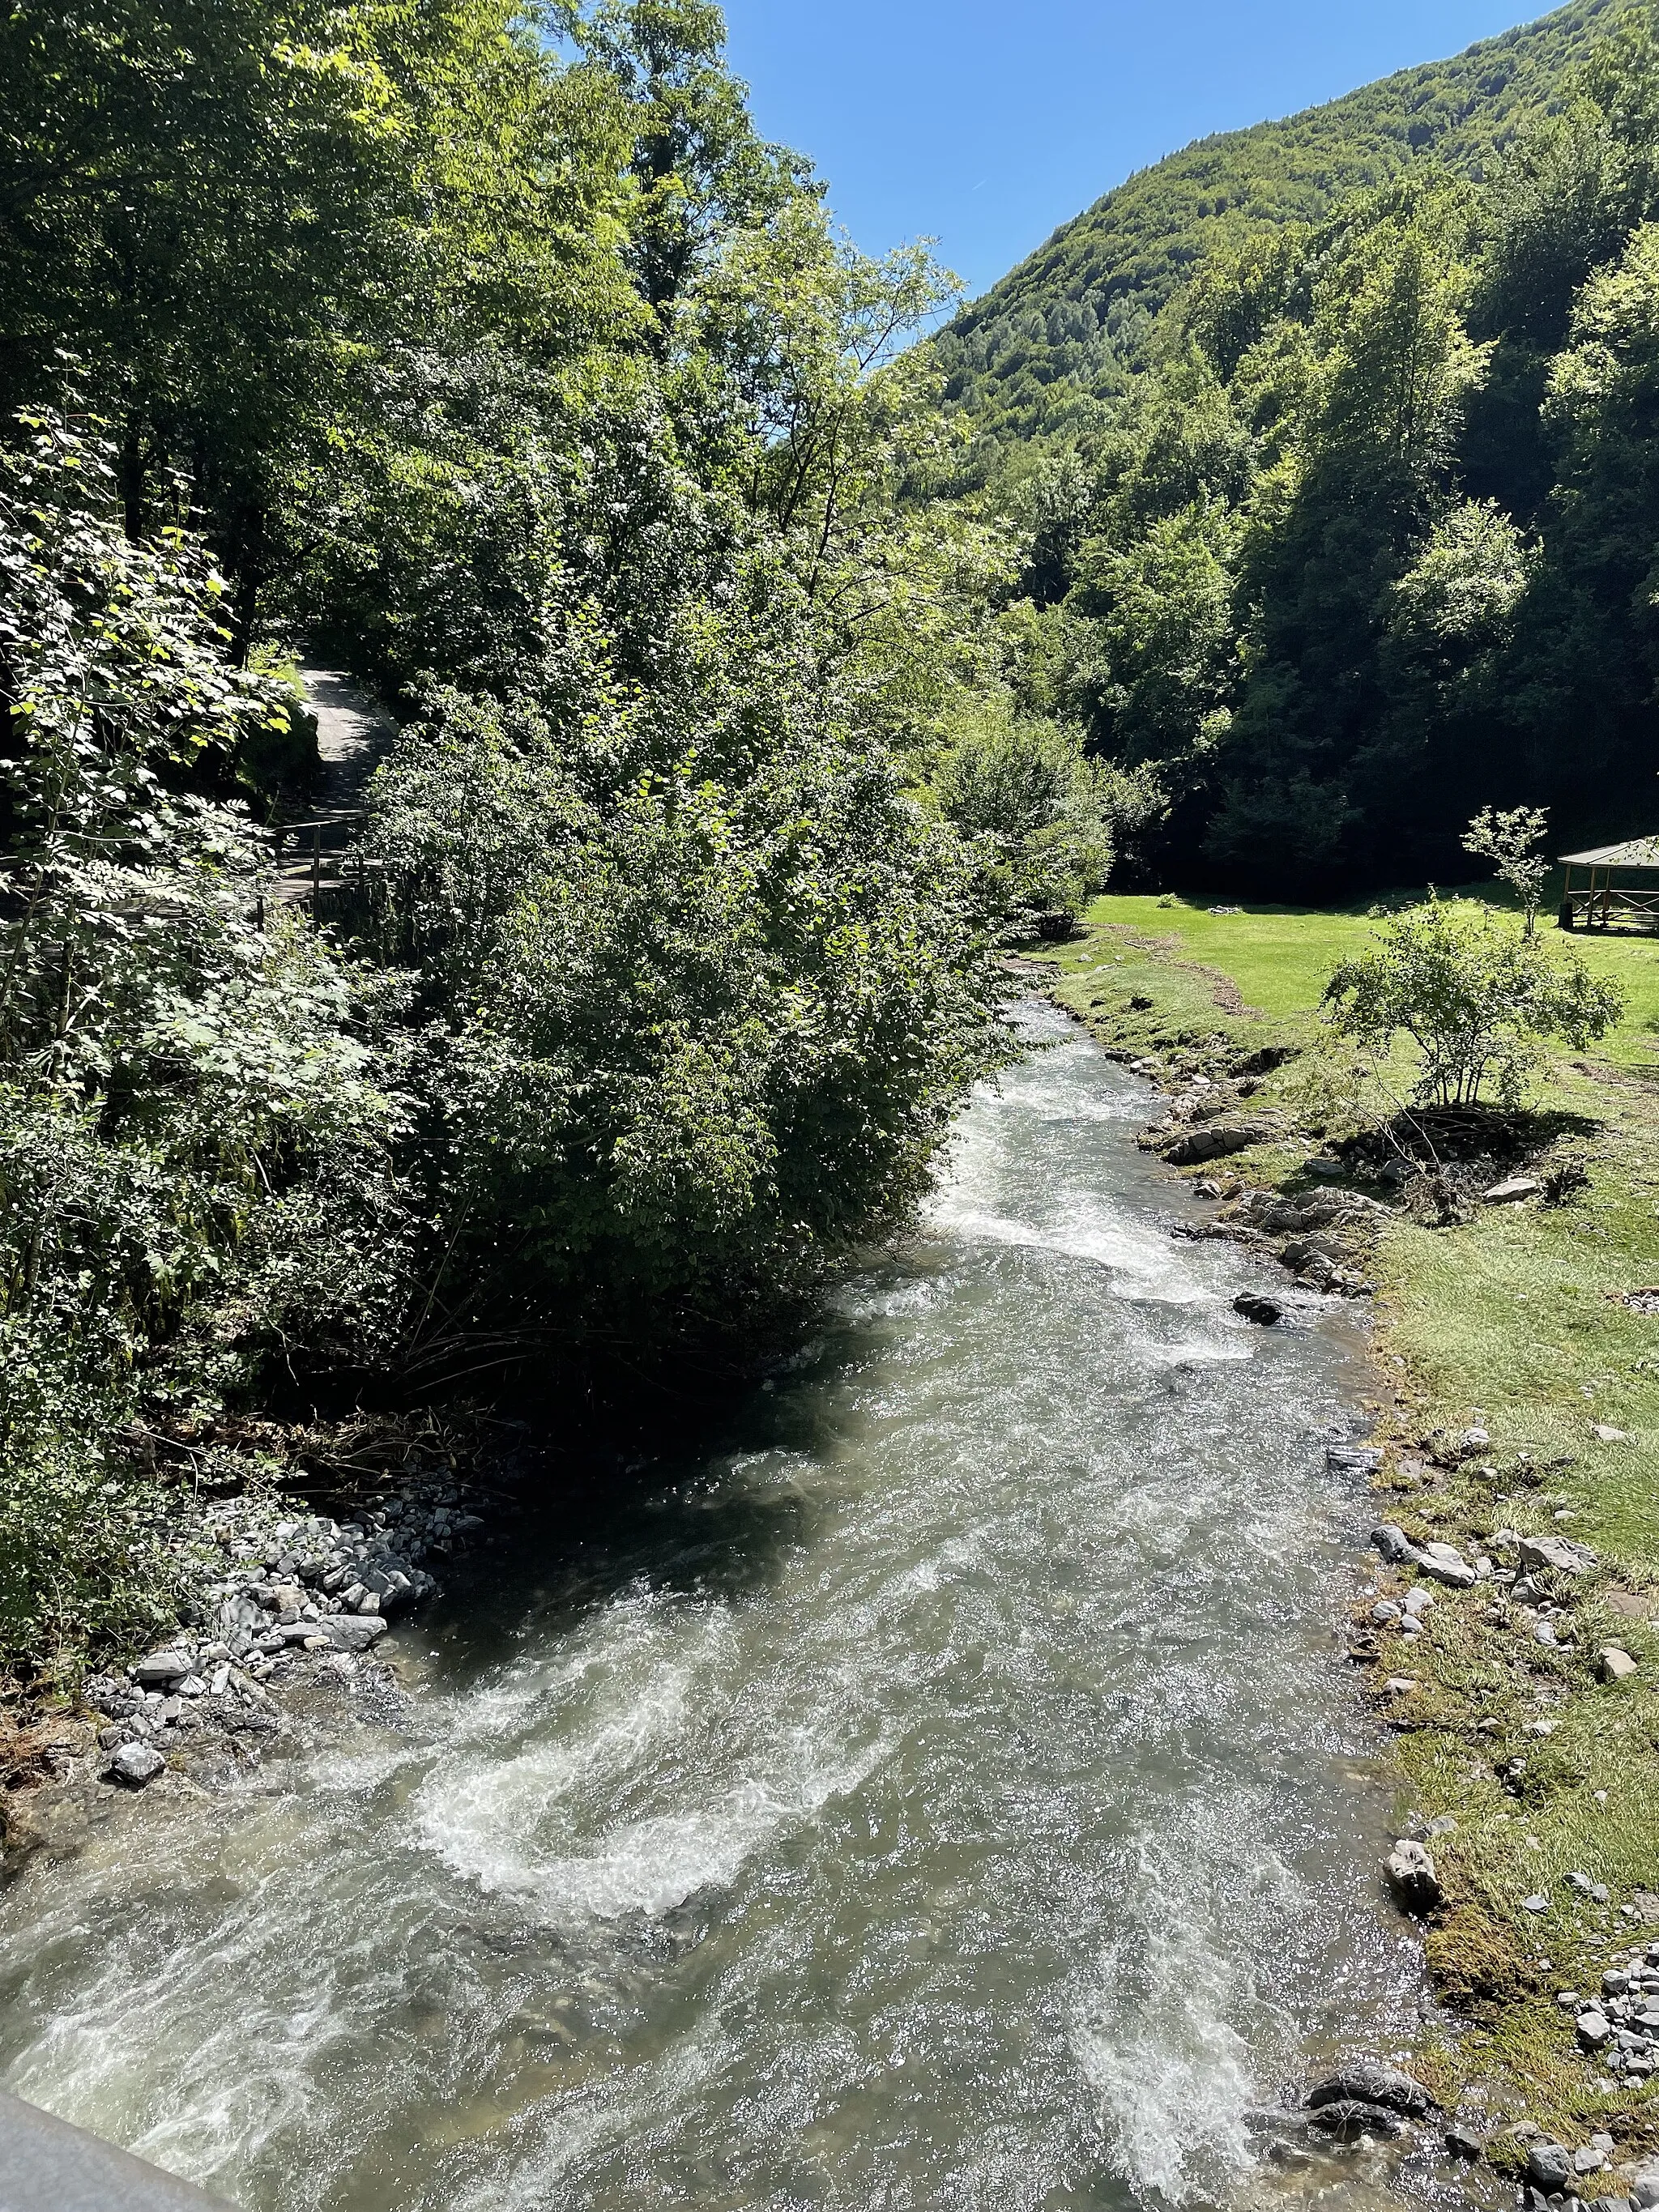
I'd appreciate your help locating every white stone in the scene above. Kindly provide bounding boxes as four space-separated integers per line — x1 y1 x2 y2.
110 1742 164 1785
1418 1541 1479 1588
1483 1177 1541 1204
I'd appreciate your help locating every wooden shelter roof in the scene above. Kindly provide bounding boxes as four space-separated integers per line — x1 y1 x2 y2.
1559 837 1659 868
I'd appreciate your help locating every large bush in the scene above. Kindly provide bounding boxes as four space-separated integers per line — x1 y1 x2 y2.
357 614 1011 1372
1322 897 1623 1107
931 703 1155 931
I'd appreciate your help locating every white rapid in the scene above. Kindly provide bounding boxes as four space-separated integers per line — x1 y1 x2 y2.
0 1007 1422 2211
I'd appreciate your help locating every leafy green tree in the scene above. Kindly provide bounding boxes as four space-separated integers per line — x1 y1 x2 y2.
1018 449 1098 605
687 194 961 599
1205 185 1487 885
1323 898 1622 1107
1353 501 1537 858
1111 351 1255 535
1385 501 1537 654
1544 218 1659 670
1461 803 1552 935
930 702 1154 932
1067 499 1239 766
560 0 804 331
0 0 638 641
1313 187 1489 491
1181 228 1311 383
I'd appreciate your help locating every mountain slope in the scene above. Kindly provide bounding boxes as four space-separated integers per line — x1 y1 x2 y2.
935 0 1623 442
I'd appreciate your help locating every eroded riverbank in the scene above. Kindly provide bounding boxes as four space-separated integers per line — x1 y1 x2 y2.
0 1008 1425 2210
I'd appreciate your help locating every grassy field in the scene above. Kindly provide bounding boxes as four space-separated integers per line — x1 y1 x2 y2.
1028 890 1659 2141
1068 889 1659 1051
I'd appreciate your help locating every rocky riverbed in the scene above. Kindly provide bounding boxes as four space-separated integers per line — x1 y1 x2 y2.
1 1450 501 1860
6 992 1648 2209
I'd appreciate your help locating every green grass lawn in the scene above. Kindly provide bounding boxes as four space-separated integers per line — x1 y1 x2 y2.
1026 889 1659 2137
1074 890 1659 1058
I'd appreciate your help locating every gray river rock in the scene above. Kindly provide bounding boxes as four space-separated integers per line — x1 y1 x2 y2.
0 1007 1422 2210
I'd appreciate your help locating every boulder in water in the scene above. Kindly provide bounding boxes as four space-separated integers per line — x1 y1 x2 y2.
1328 1444 1383 1473
1306 2061 1435 2117
1306 2099 1408 2141
109 1741 164 1786
1385 1838 1441 1913
315 1614 387 1652
1233 1292 1282 1326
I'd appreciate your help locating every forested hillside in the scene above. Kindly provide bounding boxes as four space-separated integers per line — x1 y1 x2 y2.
936 0 1619 443
943 1 1659 896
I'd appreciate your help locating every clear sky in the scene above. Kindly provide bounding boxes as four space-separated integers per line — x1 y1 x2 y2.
717 1 1559 302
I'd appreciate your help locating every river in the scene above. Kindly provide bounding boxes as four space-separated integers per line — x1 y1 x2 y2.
0 1005 1422 2210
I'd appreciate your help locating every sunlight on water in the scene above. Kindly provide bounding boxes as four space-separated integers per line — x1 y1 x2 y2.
0 1005 1422 2211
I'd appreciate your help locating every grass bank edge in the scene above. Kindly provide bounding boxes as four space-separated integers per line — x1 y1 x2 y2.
1029 892 1659 2144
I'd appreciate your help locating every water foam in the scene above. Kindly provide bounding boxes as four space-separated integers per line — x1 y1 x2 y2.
0 1004 1414 2212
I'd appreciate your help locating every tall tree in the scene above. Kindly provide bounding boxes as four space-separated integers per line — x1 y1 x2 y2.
559 0 804 332
0 0 636 644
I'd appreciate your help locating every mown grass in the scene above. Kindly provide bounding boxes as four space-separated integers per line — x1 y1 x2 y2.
1028 889 1659 2138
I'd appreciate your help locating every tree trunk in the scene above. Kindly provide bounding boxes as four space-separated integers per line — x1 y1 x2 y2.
118 411 147 542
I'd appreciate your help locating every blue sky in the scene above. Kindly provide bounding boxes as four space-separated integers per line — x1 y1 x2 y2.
717 2 1556 301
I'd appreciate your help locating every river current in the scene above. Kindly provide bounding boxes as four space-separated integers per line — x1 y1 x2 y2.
0 1006 1422 2210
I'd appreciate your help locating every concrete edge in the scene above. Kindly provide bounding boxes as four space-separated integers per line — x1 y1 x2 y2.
0 2086 240 2210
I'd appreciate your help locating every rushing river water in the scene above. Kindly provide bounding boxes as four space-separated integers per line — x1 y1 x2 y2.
0 1008 1424 2211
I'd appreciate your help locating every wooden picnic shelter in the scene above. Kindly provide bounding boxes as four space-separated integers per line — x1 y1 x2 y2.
1559 837 1659 931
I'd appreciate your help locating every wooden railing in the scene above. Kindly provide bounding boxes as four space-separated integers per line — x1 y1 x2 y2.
272 811 368 894
255 812 375 926
1560 884 1659 931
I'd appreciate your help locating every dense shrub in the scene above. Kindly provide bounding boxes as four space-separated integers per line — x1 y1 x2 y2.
357 629 1009 1373
0 417 410 1661
932 705 1118 930
1322 898 1623 1107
